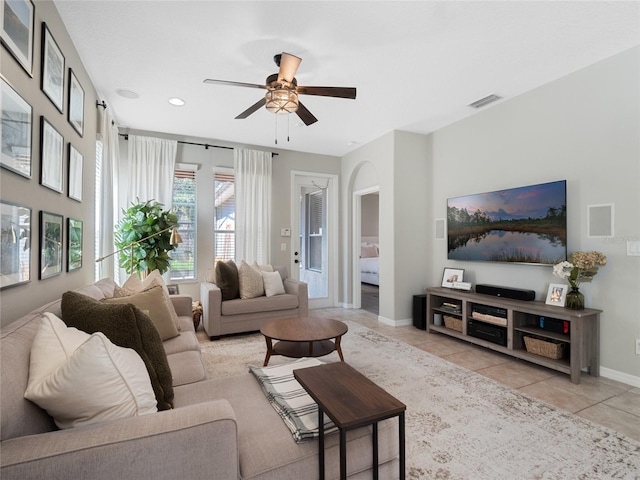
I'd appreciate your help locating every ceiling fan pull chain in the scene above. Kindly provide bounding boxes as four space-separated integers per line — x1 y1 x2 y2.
274 114 278 145
287 113 291 142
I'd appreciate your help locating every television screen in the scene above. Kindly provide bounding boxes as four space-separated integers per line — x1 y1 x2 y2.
447 180 567 265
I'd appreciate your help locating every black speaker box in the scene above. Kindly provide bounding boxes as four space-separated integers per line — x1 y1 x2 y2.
413 294 427 330
476 284 535 301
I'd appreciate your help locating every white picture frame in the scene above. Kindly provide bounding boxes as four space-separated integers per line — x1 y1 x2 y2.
1 0 35 76
441 268 464 288
67 143 82 201
545 283 568 307
40 116 63 193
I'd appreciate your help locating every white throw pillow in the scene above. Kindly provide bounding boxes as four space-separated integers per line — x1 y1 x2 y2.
239 260 265 299
253 261 274 272
262 270 286 297
24 313 157 429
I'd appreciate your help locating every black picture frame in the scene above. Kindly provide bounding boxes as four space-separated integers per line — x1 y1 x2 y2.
68 68 84 136
1 76 32 178
68 143 82 201
167 284 179 295
0 200 31 289
40 116 63 193
39 210 63 279
67 217 82 272
0 0 35 76
41 22 64 112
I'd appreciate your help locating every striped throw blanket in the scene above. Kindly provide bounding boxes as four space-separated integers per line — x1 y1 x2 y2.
249 358 337 442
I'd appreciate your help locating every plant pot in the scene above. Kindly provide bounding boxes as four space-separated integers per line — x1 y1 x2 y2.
565 287 584 310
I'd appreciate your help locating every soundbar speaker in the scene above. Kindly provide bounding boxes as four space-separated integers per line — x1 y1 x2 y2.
476 284 535 301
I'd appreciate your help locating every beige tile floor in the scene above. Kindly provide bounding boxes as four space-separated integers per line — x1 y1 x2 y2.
317 307 640 443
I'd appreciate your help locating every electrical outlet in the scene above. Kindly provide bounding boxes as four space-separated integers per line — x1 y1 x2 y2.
636 339 640 355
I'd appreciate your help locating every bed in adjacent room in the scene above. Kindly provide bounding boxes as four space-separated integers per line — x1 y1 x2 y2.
360 236 379 286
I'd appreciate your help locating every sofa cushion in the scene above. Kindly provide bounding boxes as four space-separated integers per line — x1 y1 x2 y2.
24 313 157 429
104 285 180 340
239 260 265 299
61 291 174 410
262 270 286 297
118 271 180 330
221 294 299 316
216 259 240 300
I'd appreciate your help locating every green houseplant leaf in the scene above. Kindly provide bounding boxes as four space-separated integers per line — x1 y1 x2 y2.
114 199 179 276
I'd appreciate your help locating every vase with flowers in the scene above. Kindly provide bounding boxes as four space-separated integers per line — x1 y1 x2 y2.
552 251 607 310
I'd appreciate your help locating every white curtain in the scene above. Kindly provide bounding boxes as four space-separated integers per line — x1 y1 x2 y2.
126 135 177 208
95 106 120 281
234 148 272 264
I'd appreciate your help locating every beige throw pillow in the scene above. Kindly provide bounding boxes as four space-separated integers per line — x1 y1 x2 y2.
262 270 286 297
25 313 157 429
104 286 180 340
238 260 265 299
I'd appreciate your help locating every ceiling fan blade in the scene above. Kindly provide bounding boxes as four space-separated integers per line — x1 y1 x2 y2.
235 98 267 119
296 101 318 126
278 52 302 83
296 86 357 99
204 79 267 90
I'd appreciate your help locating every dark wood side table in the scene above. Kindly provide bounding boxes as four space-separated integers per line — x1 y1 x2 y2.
294 362 406 480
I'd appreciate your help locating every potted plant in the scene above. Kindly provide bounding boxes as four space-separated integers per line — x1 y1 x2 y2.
114 199 179 276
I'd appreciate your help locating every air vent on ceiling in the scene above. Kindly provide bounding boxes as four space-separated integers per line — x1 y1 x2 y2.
468 94 502 109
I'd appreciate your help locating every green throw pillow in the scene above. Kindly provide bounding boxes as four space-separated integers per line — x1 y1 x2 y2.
215 259 240 301
61 291 174 410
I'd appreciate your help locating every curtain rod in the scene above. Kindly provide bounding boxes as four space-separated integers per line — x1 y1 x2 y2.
118 133 278 156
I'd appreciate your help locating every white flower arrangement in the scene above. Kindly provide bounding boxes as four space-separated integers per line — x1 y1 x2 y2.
553 251 607 288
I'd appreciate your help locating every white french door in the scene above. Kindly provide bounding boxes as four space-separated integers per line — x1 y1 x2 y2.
290 172 338 309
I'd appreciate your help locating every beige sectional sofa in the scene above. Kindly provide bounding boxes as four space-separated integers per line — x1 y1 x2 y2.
201 265 308 340
1 278 399 479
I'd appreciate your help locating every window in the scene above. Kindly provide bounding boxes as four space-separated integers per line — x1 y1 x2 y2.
306 189 325 272
170 168 197 280
214 171 235 261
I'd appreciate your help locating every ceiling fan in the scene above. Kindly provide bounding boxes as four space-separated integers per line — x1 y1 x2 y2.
203 52 356 126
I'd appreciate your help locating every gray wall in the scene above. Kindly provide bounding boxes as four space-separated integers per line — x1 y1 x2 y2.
1 1 98 326
361 194 379 237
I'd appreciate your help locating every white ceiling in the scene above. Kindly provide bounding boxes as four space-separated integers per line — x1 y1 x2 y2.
53 1 640 157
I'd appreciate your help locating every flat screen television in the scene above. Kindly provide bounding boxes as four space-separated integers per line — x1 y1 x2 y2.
447 180 567 265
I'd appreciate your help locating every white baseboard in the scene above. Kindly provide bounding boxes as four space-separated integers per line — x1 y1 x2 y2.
600 367 640 388
378 316 412 327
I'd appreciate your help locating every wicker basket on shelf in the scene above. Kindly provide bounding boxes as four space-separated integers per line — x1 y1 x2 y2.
524 336 566 360
443 315 462 332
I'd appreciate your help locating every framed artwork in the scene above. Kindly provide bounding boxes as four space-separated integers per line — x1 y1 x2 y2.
68 68 84 136
68 143 82 201
39 210 62 279
1 76 32 178
0 0 35 75
0 200 31 289
40 116 63 192
41 22 64 112
166 284 179 295
441 268 464 288
545 283 568 307
66 217 82 272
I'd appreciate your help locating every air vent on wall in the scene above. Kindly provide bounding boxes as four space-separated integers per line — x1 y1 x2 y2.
468 94 502 109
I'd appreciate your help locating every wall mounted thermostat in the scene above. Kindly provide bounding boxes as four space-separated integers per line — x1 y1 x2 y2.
281 228 291 237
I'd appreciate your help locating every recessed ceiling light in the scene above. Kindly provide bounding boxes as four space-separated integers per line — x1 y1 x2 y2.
116 89 139 99
168 97 185 106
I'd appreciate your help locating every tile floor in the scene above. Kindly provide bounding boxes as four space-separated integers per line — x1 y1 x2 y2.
316 307 640 443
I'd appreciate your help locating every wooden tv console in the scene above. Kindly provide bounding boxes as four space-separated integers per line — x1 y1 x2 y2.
425 287 601 384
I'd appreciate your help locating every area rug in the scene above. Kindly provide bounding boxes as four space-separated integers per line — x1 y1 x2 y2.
198 322 640 479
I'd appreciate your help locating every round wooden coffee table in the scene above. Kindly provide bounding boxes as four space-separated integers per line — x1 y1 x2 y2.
260 317 348 366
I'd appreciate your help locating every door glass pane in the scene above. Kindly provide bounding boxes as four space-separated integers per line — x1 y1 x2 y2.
300 187 327 298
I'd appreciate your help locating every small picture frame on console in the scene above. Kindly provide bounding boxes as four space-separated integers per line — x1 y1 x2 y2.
545 283 568 307
441 268 464 288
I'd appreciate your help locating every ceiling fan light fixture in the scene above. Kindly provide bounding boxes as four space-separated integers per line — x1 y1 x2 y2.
265 88 299 114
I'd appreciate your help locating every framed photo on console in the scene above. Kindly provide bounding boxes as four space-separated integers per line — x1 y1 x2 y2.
545 283 568 307
441 268 464 288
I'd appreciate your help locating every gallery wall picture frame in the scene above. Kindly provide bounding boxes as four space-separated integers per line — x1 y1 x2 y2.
41 22 64 112
545 283 568 307
39 210 63 279
40 116 63 193
0 0 35 76
66 217 82 272
68 68 84 136
0 200 31 290
68 143 82 201
1 76 32 178
441 267 464 288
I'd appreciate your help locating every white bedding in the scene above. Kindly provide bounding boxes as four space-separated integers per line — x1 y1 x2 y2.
360 257 379 286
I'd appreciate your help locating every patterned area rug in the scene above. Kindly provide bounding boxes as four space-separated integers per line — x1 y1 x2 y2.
198 321 640 479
